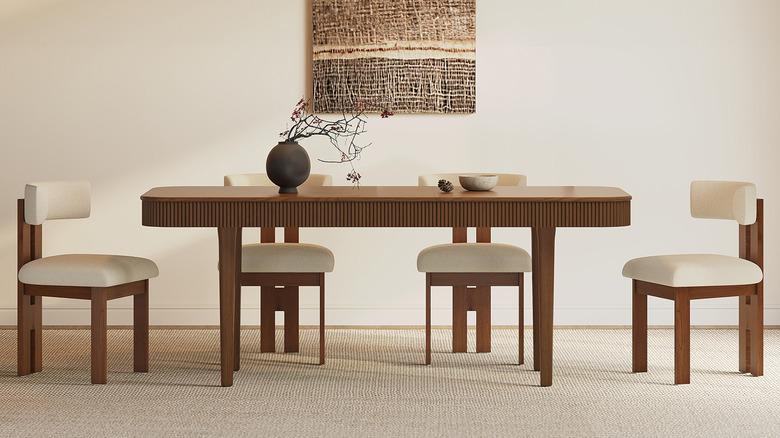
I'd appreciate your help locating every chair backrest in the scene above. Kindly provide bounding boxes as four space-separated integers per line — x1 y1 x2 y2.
418 173 527 187
24 181 91 225
690 181 757 225
418 173 527 244
224 173 331 244
224 173 332 187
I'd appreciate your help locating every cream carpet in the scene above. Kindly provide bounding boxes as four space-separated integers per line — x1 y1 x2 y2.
1 328 778 437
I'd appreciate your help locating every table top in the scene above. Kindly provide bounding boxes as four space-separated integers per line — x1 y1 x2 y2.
141 186 632 202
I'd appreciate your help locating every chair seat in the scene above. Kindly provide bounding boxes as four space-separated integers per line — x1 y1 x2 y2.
18 254 159 288
417 243 532 273
242 243 334 273
622 254 762 287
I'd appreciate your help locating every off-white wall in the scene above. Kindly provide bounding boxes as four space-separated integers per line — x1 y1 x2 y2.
1 0 778 326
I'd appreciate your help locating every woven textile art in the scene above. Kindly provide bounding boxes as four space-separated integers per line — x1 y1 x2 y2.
312 0 476 114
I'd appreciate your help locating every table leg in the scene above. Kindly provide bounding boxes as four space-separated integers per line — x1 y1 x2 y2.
532 266 540 371
218 227 240 387
532 227 556 387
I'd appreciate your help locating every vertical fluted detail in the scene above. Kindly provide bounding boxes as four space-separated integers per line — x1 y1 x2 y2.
142 199 630 228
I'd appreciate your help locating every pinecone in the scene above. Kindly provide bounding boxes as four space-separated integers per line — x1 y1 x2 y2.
438 179 454 193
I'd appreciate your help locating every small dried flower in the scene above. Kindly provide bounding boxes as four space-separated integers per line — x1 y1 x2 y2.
346 170 362 185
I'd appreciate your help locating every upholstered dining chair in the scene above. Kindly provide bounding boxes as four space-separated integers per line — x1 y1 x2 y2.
224 173 333 366
623 181 764 384
417 174 532 365
17 181 158 384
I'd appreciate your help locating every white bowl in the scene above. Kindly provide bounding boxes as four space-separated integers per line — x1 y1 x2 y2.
459 174 498 191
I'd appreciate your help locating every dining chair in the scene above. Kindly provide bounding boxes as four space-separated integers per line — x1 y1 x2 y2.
224 173 333 365
17 181 159 384
623 181 764 384
417 174 532 365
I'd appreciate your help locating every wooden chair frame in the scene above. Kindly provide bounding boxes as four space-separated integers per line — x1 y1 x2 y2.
230 226 325 368
632 199 764 384
425 227 527 365
17 199 149 384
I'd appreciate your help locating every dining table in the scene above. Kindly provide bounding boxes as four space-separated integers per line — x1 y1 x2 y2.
141 185 632 387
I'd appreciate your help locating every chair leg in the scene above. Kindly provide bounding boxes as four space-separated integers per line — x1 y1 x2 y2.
260 287 276 353
234 284 241 371
519 273 524 365
425 274 431 365
474 286 491 353
319 274 325 365
738 295 750 373
632 280 647 373
452 286 467 353
674 290 690 385
283 286 300 353
750 290 764 377
91 289 108 384
18 292 42 376
133 281 149 373
32 295 42 372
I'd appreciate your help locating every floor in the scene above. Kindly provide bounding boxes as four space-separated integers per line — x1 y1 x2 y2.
1 328 778 437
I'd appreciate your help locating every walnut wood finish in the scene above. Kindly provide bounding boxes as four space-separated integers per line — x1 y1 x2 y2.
217 227 240 382
632 199 764 385
740 199 764 377
245 276 325 363
674 290 691 385
17 200 42 376
134 281 150 373
319 273 325 366
518 274 525 365
259 287 300 353
446 227 495 354
429 273 521 287
142 185 631 387
425 274 432 365
428 273 523 361
17 199 150 384
91 289 108 384
533 227 556 387
631 280 647 373
142 186 631 228
240 273 321 286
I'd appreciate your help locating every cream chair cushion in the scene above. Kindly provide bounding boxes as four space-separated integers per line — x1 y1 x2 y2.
19 254 159 288
25 181 91 225
622 254 762 287
242 243 334 273
417 243 532 273
690 181 756 225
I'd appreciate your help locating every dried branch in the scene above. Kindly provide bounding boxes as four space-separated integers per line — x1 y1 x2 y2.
279 99 390 186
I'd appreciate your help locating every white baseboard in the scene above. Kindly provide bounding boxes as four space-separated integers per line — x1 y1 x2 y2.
1 307 778 326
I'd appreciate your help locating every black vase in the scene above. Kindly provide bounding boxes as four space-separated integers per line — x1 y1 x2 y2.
266 141 311 194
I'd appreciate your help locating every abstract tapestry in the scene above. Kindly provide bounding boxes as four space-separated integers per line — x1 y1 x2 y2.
312 0 476 114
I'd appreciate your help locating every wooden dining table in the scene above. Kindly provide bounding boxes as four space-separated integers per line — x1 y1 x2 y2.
141 185 631 387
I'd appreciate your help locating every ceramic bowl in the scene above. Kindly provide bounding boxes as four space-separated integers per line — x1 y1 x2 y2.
459 174 499 191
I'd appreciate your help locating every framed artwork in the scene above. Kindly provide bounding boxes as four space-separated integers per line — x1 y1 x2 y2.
312 0 476 114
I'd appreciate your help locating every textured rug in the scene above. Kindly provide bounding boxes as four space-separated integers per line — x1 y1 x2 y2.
1 328 778 437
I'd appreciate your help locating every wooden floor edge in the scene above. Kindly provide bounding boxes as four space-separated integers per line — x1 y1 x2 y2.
1 325 779 330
